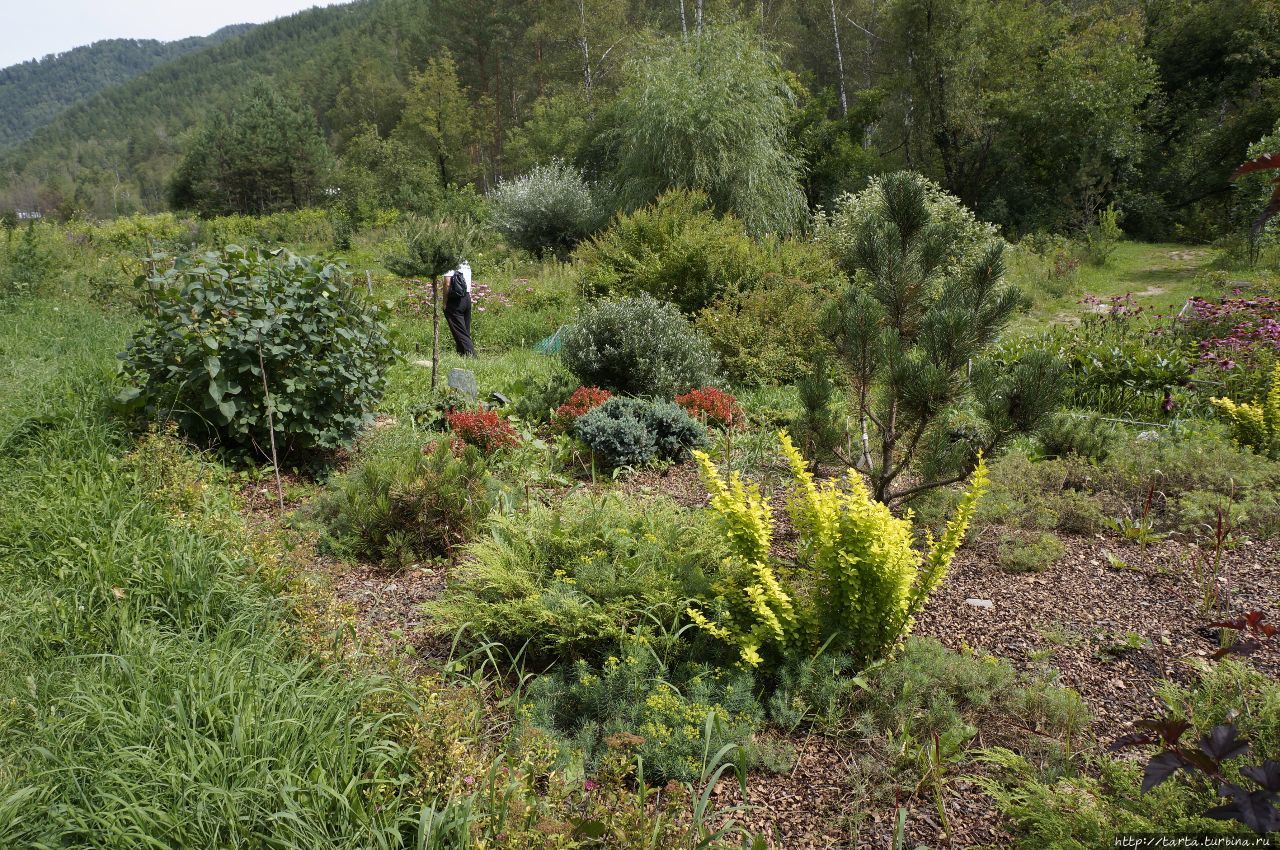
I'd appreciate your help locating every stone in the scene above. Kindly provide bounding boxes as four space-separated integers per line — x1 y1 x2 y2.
448 368 478 400
964 598 995 610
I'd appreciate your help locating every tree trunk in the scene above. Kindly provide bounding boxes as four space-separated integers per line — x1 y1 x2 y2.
578 0 593 109
678 0 687 39
830 0 848 117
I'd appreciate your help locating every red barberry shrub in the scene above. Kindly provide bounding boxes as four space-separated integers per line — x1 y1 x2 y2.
446 409 519 453
552 386 612 432
676 387 743 429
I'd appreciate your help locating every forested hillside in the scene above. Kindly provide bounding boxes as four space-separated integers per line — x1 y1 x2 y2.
1 0 1277 240
0 25 254 150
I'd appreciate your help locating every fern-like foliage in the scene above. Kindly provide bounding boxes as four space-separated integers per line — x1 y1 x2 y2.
1211 363 1280 460
691 432 988 669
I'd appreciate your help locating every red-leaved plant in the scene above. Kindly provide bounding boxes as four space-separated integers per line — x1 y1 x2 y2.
552 386 612 432
446 409 519 454
1111 717 1279 835
1109 610 1279 836
676 387 743 429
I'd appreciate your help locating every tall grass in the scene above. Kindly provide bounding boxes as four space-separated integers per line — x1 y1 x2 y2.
0 299 423 848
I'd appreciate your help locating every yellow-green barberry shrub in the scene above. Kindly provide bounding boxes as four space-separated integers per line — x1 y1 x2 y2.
690 431 988 669
688 449 797 667
1211 362 1280 460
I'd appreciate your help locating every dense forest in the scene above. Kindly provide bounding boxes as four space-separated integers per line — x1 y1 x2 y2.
0 25 255 151
1 0 1278 239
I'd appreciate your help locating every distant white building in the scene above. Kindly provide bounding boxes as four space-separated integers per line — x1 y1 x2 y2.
15 211 42 221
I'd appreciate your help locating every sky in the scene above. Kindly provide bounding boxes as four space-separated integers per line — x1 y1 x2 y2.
0 1 351 69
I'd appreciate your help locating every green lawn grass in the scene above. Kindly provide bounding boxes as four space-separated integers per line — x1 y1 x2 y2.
1010 242 1219 333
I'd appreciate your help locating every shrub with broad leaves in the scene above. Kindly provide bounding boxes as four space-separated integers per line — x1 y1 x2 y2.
117 245 395 456
1112 717 1279 835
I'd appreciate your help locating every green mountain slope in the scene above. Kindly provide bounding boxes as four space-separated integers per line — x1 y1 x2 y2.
1 0 1275 240
0 25 255 150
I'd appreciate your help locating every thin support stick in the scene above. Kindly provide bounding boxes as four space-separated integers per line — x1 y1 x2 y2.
256 340 285 512
431 276 440 391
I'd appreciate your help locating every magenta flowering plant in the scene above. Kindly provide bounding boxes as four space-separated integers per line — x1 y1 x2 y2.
1180 293 1280 371
468 280 512 314
401 277 514 316
400 277 438 319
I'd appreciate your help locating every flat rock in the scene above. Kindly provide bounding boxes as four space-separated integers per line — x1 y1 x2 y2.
964 598 995 609
448 368 478 399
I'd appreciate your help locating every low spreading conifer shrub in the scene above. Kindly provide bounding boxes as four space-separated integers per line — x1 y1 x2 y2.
574 397 708 468
315 440 495 565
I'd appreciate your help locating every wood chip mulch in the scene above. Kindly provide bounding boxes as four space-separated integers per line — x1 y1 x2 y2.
245 461 1279 850
917 531 1280 734
624 462 1280 849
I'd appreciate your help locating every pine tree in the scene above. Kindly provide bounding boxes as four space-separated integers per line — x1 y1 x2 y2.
822 171 1060 502
168 81 333 216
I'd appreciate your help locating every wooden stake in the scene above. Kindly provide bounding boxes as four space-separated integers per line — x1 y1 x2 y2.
431 276 440 391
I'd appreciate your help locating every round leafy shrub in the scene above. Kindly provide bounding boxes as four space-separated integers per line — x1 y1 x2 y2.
446 408 519 454
576 190 842 315
676 387 743 429
489 160 604 258
117 245 395 456
552 386 612 433
561 294 720 397
695 276 836 386
574 397 708 468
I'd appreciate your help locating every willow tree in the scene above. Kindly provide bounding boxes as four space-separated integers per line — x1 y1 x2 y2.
820 171 1061 502
606 23 806 236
